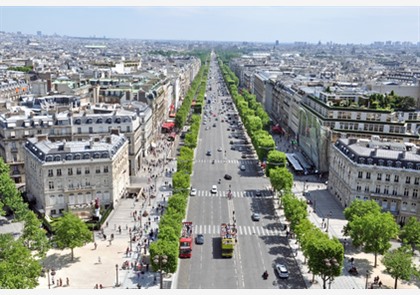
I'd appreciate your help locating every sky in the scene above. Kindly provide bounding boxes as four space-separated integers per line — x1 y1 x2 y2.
0 4 419 44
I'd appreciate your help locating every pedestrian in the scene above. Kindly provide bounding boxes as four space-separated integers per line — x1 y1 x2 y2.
98 256 101 264
378 281 382 288
66 277 69 286
99 284 103 289
94 242 97 250
106 222 109 227
95 284 98 289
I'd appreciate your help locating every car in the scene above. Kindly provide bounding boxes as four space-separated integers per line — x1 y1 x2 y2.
195 234 204 245
206 150 212 156
238 147 242 151
217 147 222 152
251 213 261 221
230 140 234 144
241 154 247 159
255 189 262 196
190 188 197 197
227 128 230 131
231 146 236 150
213 123 216 127
224 174 232 180
211 185 217 194
274 264 289 278
240 164 246 171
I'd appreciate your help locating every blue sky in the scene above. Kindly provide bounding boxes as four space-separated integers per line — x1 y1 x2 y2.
0 6 419 44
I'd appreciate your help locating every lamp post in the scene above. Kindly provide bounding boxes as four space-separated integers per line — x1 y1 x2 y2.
45 268 56 289
326 211 332 233
115 264 119 287
365 270 371 289
153 255 168 289
323 258 339 289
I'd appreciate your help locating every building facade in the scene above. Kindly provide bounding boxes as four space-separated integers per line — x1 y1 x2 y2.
24 133 129 218
329 137 420 224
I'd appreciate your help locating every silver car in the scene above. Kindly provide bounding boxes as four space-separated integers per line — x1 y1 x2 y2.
275 264 289 278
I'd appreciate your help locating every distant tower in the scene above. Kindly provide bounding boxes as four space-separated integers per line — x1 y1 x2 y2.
37 31 42 36
275 40 279 46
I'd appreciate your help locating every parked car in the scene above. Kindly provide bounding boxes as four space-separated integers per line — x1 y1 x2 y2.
224 174 232 180
206 150 212 156
240 164 246 171
255 189 262 196
190 188 197 196
211 185 217 194
275 264 289 278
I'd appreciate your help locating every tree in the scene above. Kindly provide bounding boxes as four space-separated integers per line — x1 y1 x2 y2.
149 239 178 274
52 212 93 261
306 236 344 289
382 246 419 289
266 150 287 176
269 167 293 196
349 211 399 267
20 211 50 259
399 216 420 253
0 234 42 288
282 192 307 231
343 199 381 235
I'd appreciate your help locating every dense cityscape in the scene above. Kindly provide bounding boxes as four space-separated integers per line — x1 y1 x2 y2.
0 29 420 290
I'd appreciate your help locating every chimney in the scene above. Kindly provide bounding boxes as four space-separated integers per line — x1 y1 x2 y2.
106 136 112 144
110 128 120 136
36 134 48 142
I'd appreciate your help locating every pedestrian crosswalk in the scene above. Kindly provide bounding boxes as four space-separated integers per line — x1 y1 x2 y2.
195 159 257 165
192 190 272 198
195 224 284 236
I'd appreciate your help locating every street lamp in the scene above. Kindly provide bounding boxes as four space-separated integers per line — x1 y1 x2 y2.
153 255 168 289
115 264 119 287
326 211 332 233
324 258 339 289
365 270 371 289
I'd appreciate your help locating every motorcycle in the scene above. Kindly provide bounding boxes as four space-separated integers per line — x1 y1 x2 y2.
262 271 269 280
212 160 215 164
218 179 221 184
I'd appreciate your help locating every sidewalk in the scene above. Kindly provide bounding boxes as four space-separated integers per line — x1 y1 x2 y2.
36 136 177 289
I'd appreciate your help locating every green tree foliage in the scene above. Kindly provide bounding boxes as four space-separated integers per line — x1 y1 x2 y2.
52 212 93 261
20 211 50 259
399 216 420 253
382 246 420 289
306 236 344 289
266 150 287 176
269 167 293 195
7 66 32 72
349 211 399 267
149 239 179 274
157 226 179 244
343 199 382 235
0 234 42 288
282 192 307 231
171 172 190 195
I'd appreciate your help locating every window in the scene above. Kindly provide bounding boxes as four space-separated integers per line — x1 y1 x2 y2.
406 176 411 184
77 168 82 175
384 186 389 194
68 168 73 176
104 166 109 173
375 185 381 194
392 189 397 196
413 189 418 199
57 169 62 176
387 160 393 167
364 186 370 193
358 171 363 179
85 168 90 175
356 185 361 192
377 173 382 181
77 127 82 134
394 175 399 183
96 167 101 174
415 177 419 185
48 169 53 177
89 127 93 133
402 201 408 210
48 181 54 190
366 172 371 180
404 188 409 196
411 203 417 212
385 174 390 182
50 209 57 215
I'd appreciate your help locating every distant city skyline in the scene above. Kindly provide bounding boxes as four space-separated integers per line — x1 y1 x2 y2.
0 6 419 44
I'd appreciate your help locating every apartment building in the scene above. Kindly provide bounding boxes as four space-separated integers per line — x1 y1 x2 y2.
24 132 129 218
329 137 420 224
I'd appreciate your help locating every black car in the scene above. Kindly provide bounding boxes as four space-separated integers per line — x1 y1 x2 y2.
195 234 204 245
206 150 212 156
224 174 232 180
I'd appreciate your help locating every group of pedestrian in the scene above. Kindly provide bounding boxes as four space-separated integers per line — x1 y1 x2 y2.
94 283 103 289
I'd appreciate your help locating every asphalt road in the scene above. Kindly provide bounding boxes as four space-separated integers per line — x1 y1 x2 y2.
176 55 306 289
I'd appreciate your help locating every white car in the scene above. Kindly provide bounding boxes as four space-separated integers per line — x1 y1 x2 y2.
275 264 289 278
217 147 222 152
190 188 197 196
240 165 246 171
211 185 217 194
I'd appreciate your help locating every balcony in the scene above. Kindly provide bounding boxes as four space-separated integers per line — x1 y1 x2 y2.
64 185 96 192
